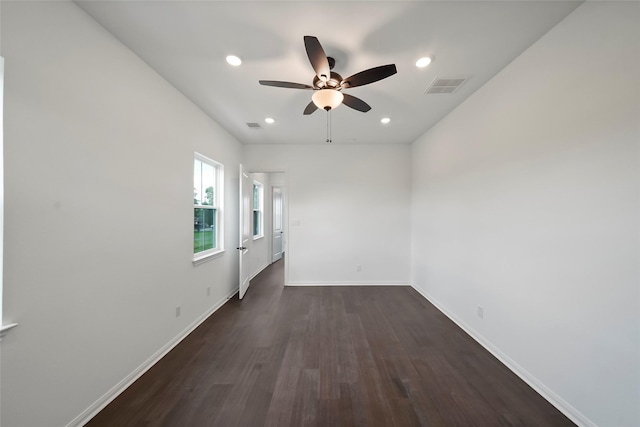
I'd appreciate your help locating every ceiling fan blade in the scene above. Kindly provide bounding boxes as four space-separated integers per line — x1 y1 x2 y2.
303 101 318 115
259 80 314 90
304 36 330 81
341 64 397 88
342 93 371 112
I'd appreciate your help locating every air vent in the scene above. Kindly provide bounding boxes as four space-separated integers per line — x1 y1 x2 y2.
246 122 261 129
425 76 467 94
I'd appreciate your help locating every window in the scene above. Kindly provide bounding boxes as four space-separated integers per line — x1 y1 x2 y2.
194 153 223 260
253 181 263 239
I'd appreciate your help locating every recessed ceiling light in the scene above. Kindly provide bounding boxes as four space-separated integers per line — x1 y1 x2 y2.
381 117 391 124
226 55 242 66
416 57 432 68
265 117 275 124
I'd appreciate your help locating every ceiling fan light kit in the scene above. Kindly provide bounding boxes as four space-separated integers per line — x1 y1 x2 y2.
312 89 343 111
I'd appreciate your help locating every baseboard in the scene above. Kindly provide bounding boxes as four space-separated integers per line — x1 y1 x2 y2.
67 288 238 427
410 284 596 427
249 261 270 281
286 282 410 287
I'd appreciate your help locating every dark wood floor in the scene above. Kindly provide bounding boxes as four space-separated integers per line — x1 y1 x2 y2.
87 259 574 427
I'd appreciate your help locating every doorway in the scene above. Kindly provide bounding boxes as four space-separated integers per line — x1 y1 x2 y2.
238 170 287 298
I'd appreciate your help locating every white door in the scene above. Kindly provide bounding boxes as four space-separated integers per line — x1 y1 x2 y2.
238 165 251 299
272 187 283 263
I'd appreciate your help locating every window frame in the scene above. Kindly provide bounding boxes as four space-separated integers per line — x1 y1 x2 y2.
252 180 264 240
193 153 224 263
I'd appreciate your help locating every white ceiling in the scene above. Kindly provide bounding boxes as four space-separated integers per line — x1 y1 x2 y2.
76 1 581 145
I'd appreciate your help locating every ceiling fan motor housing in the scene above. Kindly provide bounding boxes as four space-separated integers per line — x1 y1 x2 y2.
313 71 343 89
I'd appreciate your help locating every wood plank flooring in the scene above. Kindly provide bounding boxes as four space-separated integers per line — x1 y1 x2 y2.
87 259 575 426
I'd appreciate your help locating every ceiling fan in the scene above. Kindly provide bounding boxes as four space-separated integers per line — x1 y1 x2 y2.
259 36 397 115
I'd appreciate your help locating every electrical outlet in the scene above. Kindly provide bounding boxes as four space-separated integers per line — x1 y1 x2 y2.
356 265 362 272
175 306 181 317
477 306 484 319
207 287 211 296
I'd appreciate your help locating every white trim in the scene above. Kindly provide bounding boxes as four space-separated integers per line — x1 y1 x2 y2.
286 282 411 287
192 248 225 265
193 153 224 260
193 151 221 168
217 162 225 251
410 283 596 427
67 288 238 427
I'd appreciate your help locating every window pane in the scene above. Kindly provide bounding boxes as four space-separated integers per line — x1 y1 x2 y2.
194 208 216 253
202 162 215 206
194 159 202 205
253 211 260 236
194 208 205 252
253 184 258 207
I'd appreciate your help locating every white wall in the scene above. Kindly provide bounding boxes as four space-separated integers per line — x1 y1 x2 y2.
270 172 286 187
410 2 639 427
244 144 411 285
1 2 242 426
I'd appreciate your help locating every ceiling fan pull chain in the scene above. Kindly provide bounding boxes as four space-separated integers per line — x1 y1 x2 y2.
326 111 330 143
330 110 333 143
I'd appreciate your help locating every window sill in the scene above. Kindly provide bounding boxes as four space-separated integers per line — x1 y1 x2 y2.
193 249 225 266
253 235 264 241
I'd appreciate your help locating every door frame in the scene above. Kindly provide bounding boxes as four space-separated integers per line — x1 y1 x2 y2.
242 169 289 286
